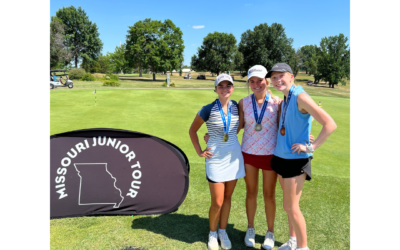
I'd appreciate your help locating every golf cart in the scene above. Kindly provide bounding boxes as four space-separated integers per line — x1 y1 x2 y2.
50 69 73 89
306 80 314 86
197 74 206 80
183 73 192 79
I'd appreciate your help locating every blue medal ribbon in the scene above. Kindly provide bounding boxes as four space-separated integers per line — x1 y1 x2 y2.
251 93 270 125
281 85 295 130
216 99 231 136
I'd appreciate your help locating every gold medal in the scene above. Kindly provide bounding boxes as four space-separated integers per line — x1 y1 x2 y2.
280 127 286 136
255 123 262 132
223 134 229 142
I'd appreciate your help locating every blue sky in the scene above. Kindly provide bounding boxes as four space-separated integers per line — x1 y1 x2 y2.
50 0 350 66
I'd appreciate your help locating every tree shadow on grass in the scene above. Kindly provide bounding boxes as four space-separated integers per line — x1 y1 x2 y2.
131 213 284 249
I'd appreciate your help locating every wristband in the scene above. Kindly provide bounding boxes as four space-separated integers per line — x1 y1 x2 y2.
306 143 315 153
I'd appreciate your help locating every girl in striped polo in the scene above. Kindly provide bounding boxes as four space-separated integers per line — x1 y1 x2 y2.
189 74 245 250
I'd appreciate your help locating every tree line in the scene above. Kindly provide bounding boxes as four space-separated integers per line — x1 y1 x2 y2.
50 6 349 86
192 24 350 88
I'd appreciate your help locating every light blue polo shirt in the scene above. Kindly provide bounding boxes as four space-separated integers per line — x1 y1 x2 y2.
274 86 313 159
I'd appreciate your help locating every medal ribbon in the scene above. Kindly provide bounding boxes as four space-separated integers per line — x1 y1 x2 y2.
216 99 231 136
251 93 270 124
281 85 295 129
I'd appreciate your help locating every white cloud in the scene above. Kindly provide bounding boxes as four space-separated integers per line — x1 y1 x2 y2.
192 44 196 46
192 25 205 29
245 3 252 6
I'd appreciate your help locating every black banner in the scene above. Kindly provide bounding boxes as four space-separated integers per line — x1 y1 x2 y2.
50 128 189 219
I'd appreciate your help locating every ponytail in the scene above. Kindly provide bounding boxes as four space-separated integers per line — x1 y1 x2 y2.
265 79 275 99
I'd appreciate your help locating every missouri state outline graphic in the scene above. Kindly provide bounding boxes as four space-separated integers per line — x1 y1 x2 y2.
74 163 124 208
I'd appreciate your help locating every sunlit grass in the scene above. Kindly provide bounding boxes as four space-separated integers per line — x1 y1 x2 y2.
50 87 349 250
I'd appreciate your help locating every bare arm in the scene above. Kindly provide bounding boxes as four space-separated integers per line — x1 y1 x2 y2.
237 99 245 134
291 93 337 153
189 114 213 159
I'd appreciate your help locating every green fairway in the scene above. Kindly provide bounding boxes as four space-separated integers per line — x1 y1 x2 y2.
62 71 350 99
50 87 349 250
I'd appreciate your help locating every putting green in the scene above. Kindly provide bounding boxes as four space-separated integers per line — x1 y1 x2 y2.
51 88 350 250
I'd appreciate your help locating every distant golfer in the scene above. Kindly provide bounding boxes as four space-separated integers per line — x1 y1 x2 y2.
189 74 245 250
268 63 336 250
52 72 65 85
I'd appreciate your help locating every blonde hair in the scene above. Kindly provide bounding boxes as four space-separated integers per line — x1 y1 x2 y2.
265 78 275 99
286 72 296 86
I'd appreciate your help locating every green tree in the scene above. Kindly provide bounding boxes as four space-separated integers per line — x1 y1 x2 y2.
50 17 72 69
80 54 111 73
159 19 185 76
299 45 317 74
238 23 295 76
287 48 301 77
301 45 322 83
125 19 152 77
317 34 350 88
191 32 237 75
178 56 184 76
55 6 103 68
232 50 244 72
109 44 130 74
97 54 112 73
125 18 184 80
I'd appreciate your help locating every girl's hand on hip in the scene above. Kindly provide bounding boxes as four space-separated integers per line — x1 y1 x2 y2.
199 147 213 159
204 133 210 143
291 143 309 154
309 133 315 143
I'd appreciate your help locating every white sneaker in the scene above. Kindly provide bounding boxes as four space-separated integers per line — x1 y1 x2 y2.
262 231 275 249
277 239 297 250
244 227 256 247
218 230 232 249
208 232 219 250
295 247 309 250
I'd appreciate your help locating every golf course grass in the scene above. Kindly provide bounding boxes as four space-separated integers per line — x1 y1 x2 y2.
50 87 349 250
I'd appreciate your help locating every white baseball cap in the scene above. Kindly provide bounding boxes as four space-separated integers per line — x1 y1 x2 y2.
247 65 268 82
214 74 234 87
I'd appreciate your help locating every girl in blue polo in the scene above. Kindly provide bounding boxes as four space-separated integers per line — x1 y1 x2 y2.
268 63 337 250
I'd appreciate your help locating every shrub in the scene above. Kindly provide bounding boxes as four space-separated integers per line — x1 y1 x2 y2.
92 73 106 79
68 68 86 80
162 81 176 87
104 73 119 81
102 80 120 87
81 73 95 81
